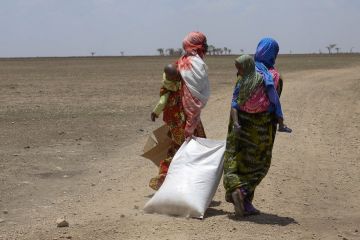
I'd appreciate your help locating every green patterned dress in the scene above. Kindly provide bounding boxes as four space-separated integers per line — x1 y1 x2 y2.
223 110 277 202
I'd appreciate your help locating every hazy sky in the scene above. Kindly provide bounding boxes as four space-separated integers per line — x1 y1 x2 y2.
1 0 359 57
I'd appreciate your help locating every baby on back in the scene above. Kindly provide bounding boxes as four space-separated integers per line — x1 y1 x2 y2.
151 63 182 122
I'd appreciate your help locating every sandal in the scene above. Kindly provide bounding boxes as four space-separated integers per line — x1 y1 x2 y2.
278 125 292 133
243 200 261 216
231 188 245 216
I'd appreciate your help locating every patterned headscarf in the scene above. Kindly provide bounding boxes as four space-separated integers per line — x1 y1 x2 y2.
182 31 207 58
235 55 263 105
254 38 279 88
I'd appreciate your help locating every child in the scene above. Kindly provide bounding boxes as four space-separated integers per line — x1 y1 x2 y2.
151 63 181 122
233 55 292 133
149 63 184 190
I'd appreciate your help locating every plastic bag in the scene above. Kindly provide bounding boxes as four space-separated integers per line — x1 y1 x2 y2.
144 137 225 219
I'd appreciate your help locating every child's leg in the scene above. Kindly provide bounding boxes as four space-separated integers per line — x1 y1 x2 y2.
278 118 292 133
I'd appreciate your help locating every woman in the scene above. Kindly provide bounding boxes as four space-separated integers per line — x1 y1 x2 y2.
223 38 283 216
149 31 209 190
177 31 210 138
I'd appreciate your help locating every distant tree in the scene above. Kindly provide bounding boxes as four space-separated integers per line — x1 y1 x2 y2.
239 49 244 54
350 47 354 53
157 48 164 56
228 49 232 55
319 49 322 54
91 52 96 56
120 51 124 56
326 44 336 54
175 48 183 56
207 45 215 55
166 48 175 56
335 47 340 54
224 47 228 55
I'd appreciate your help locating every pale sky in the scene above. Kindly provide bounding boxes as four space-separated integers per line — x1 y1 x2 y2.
1 0 359 57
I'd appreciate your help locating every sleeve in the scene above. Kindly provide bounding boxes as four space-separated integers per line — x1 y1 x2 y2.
182 83 203 136
231 81 241 110
266 85 283 119
152 92 170 116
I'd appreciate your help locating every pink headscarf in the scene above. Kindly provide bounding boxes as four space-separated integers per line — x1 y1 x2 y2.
182 31 207 58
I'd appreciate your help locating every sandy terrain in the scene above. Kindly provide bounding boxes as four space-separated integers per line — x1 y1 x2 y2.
0 55 359 240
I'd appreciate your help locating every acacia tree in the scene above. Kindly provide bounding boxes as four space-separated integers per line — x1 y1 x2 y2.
335 47 340 54
326 44 336 54
157 48 164 56
166 48 175 56
224 47 228 55
176 48 183 56
91 52 95 56
207 45 215 55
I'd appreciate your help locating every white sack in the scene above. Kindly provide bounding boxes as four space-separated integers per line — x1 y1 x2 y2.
144 137 225 219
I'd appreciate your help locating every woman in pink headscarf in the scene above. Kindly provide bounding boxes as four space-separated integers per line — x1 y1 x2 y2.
177 31 210 138
149 31 209 190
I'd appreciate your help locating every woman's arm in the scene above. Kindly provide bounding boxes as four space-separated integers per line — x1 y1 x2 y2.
266 85 283 119
231 81 242 132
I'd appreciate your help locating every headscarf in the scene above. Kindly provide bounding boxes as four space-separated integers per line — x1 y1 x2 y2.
254 38 279 68
235 55 263 105
254 38 279 88
182 31 207 58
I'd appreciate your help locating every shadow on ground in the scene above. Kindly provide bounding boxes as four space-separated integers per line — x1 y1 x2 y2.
229 212 297 226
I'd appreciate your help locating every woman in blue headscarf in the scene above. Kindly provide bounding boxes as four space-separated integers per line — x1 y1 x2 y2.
255 38 292 132
223 38 291 217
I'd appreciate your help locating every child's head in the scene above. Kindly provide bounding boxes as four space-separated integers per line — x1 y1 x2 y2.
164 64 181 81
235 55 255 77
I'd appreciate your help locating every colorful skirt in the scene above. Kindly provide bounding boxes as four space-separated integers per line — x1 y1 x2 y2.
223 110 276 202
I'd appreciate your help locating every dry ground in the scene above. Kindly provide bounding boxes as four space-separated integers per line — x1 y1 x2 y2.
0 55 359 240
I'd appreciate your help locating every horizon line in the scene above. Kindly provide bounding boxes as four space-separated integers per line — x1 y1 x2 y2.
1 52 359 60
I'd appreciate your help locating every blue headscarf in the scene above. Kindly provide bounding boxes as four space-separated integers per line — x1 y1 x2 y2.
254 38 279 87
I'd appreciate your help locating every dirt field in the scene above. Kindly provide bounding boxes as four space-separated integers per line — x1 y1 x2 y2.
1 54 359 240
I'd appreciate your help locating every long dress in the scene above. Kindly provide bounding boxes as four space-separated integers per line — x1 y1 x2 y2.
223 68 282 202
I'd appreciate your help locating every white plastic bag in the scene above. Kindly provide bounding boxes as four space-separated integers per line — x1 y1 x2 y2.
144 137 225 219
